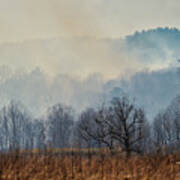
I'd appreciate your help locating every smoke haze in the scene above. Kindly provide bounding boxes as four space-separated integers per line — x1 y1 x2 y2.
1 0 180 119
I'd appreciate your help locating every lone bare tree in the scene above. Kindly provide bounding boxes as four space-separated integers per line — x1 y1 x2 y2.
76 97 148 157
108 97 148 157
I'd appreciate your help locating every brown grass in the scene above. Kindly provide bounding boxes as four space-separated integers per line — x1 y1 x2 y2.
0 150 179 180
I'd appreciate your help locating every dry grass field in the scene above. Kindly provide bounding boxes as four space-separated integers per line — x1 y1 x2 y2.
0 150 179 180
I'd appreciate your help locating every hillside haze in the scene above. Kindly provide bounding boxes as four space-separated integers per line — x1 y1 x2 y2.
0 27 180 119
124 27 180 67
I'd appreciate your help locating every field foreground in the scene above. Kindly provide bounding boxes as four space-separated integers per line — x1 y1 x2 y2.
0 150 179 180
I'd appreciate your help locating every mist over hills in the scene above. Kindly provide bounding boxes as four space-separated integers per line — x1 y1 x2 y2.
107 67 180 119
124 27 180 67
0 27 180 119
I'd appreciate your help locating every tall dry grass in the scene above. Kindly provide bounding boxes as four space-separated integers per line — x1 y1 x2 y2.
0 149 179 179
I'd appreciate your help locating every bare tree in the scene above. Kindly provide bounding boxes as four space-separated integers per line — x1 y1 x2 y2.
46 103 74 148
75 108 115 150
75 97 148 157
108 97 148 157
153 112 168 150
30 119 46 149
166 96 180 144
74 108 97 148
0 101 33 151
153 95 180 152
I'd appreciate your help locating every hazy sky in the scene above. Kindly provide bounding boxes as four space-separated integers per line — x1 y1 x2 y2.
1 0 180 43
0 0 179 116
0 0 179 78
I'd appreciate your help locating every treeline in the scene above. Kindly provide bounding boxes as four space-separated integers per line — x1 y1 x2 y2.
0 95 180 157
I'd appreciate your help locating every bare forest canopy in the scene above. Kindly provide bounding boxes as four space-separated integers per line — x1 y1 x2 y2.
0 27 180 154
0 94 180 157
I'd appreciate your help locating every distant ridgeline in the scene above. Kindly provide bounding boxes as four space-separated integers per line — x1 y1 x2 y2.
124 27 180 63
108 27 180 119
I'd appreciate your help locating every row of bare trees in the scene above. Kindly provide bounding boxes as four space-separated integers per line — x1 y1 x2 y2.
153 96 180 152
0 101 45 151
0 95 179 156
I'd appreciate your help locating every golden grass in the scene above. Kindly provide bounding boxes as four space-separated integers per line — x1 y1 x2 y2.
0 150 179 180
